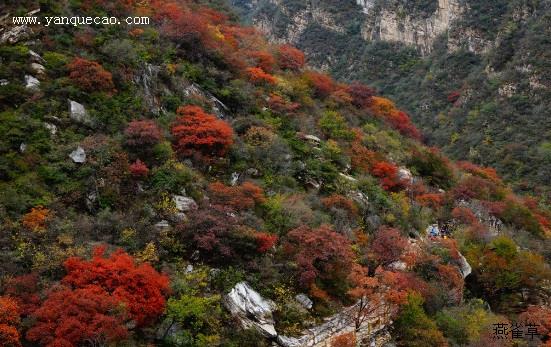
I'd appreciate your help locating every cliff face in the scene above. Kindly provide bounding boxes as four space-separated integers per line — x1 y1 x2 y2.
235 0 489 56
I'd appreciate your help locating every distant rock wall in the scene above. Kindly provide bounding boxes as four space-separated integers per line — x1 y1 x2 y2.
241 0 495 56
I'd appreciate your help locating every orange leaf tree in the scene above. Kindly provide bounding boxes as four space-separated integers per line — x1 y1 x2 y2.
62 246 170 327
171 105 233 159
0 296 21 347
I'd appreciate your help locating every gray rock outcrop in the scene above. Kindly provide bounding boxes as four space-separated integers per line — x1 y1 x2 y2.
224 282 392 347
224 282 278 338
0 25 33 45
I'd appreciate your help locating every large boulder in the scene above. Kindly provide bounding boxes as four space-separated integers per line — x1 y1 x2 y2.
223 282 277 338
69 146 86 163
68 100 93 127
173 195 198 212
24 75 40 91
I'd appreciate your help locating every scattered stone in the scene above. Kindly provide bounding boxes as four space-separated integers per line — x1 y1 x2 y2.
44 122 57 136
0 79 8 86
155 220 170 229
339 172 358 182
69 146 86 163
388 260 407 271
224 282 278 338
173 195 198 212
29 50 45 64
246 168 260 177
185 264 194 273
19 143 27 153
68 100 93 127
0 25 33 45
301 134 322 144
295 294 313 310
230 172 240 186
86 191 97 211
30 62 45 75
349 190 369 209
24 75 40 91
398 167 413 183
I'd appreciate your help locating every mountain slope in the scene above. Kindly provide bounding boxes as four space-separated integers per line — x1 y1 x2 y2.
1 0 551 346
231 0 551 199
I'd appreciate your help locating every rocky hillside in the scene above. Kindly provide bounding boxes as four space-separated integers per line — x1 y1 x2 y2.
231 0 551 199
1 0 551 346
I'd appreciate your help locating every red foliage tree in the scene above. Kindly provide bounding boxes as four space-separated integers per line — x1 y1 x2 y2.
0 295 21 346
68 57 114 93
283 225 354 290
26 286 128 347
347 82 375 108
456 161 502 184
370 226 408 266
245 67 277 85
415 193 444 209
171 105 234 159
4 274 41 316
330 85 353 105
268 94 301 114
124 120 162 147
62 246 170 327
249 51 276 73
348 130 377 173
177 205 261 263
451 206 478 225
347 266 407 331
385 111 422 140
129 159 149 178
208 181 265 210
321 194 359 218
255 232 278 253
277 45 305 70
304 71 335 98
331 332 356 347
371 161 405 191
518 306 551 342
157 2 209 44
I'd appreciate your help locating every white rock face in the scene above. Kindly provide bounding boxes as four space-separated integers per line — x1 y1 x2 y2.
362 0 464 55
457 252 472 278
69 146 86 163
173 195 198 212
25 75 40 91
68 100 93 126
224 282 278 338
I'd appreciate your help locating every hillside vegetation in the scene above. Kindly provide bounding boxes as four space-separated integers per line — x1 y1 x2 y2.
232 0 551 200
1 0 551 346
